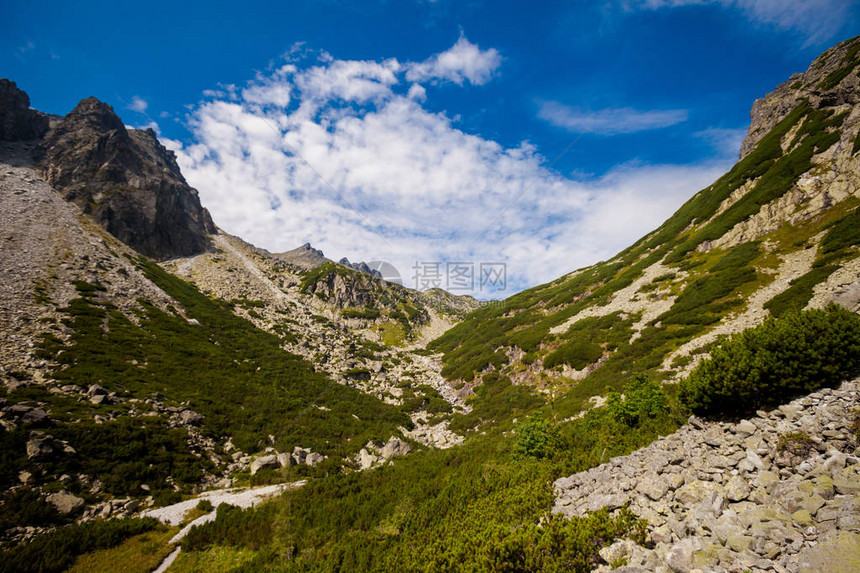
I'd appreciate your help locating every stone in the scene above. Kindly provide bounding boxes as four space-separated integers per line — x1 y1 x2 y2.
47 491 84 514
792 509 814 527
249 455 279 475
637 476 670 501
665 537 701 573
795 531 860 573
745 449 765 470
380 437 412 460
734 419 757 437
179 409 204 425
305 452 325 466
26 435 55 459
724 475 751 502
276 453 293 467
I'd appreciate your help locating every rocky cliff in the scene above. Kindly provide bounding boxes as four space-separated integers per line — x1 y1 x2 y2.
741 36 860 158
33 97 216 259
0 80 49 142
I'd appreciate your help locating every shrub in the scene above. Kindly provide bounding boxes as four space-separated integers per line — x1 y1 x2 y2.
544 339 603 370
607 374 667 427
680 304 860 415
0 518 158 573
513 415 561 459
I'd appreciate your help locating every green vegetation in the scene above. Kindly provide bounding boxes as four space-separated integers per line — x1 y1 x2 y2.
765 207 860 317
65 525 178 573
28 264 410 501
341 307 381 320
680 304 860 415
544 338 603 370
606 375 667 427
0 518 160 573
776 431 816 457
659 242 760 326
176 394 679 572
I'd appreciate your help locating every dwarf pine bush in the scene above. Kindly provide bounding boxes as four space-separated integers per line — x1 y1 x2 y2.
680 304 860 415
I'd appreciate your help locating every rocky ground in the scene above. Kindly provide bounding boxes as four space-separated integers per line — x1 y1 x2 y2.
553 379 860 573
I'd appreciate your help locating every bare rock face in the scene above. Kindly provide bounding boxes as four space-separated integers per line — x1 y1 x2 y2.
34 97 216 260
0 79 49 141
740 35 860 158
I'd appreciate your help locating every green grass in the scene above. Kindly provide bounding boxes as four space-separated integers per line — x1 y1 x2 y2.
176 396 681 572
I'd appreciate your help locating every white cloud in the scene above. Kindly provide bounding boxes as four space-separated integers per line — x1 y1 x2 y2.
171 48 729 296
538 101 688 135
626 0 852 44
128 96 148 113
694 127 746 157
405 35 502 86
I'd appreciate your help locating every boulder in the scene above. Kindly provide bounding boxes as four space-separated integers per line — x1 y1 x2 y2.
380 437 412 460
250 455 280 475
795 531 860 573
179 409 204 425
46 491 84 514
305 452 325 466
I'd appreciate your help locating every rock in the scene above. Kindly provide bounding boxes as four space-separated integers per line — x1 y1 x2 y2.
18 470 33 484
357 448 378 470
21 407 49 425
46 491 84 514
795 531 860 573
33 97 216 259
0 79 49 141
250 455 280 475
26 434 55 459
87 384 108 396
665 537 701 573
305 452 325 466
380 437 411 460
745 449 765 470
734 419 757 437
792 509 814 527
179 409 204 425
724 475 751 502
637 476 670 501
276 453 293 467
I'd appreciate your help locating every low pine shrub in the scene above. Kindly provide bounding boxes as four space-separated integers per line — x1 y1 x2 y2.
680 304 860 415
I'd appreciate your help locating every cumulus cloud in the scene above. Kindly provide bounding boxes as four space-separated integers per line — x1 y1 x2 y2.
626 0 853 44
405 35 502 85
170 46 728 296
128 96 148 113
538 101 689 135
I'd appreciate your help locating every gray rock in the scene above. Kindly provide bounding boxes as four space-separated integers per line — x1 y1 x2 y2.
305 452 325 466
250 454 280 475
795 531 860 573
46 491 84 514
179 409 204 425
380 436 412 460
664 537 701 573
0 79 49 141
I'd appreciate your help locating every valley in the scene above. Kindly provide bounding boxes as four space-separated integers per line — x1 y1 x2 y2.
1 31 859 573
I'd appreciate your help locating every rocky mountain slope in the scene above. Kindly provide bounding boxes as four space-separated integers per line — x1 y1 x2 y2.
0 82 477 546
554 379 860 573
430 35 860 422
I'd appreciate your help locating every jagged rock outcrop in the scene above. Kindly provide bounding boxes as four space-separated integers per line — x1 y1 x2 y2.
339 257 383 279
34 97 216 259
553 379 860 573
741 35 860 158
270 242 328 270
0 79 49 141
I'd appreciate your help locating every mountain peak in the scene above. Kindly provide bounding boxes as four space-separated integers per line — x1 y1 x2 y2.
33 95 216 260
740 34 859 158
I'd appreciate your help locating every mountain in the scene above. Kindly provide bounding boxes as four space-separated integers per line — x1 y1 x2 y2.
0 84 476 547
429 35 860 419
33 97 217 260
0 36 859 573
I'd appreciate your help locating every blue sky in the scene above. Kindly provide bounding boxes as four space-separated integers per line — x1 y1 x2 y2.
2 1 858 296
